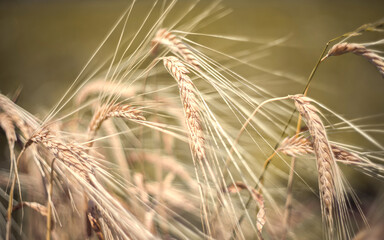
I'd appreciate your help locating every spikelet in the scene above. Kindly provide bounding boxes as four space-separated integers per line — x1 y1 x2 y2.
163 56 206 161
278 135 314 157
331 145 384 179
322 42 384 77
153 29 200 70
331 145 361 164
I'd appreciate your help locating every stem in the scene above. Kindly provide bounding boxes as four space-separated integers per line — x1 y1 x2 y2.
259 151 277 187
281 156 296 240
281 117 307 240
6 145 29 240
281 117 303 239
46 159 55 240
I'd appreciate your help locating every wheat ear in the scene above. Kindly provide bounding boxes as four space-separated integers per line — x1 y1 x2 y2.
0 113 17 178
163 56 215 236
278 135 363 164
0 94 33 139
29 129 95 180
163 56 206 162
88 103 145 142
0 113 17 147
154 29 200 70
322 42 384 77
289 94 338 237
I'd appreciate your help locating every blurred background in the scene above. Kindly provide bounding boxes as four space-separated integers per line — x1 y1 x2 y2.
1 0 383 114
0 0 383 238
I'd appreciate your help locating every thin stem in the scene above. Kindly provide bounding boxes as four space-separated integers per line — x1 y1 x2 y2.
6 144 29 240
259 151 277 186
281 157 296 240
6 179 16 240
281 117 303 239
46 158 56 240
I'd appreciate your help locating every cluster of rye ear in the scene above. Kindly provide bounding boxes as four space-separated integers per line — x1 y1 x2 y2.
1 3 384 240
